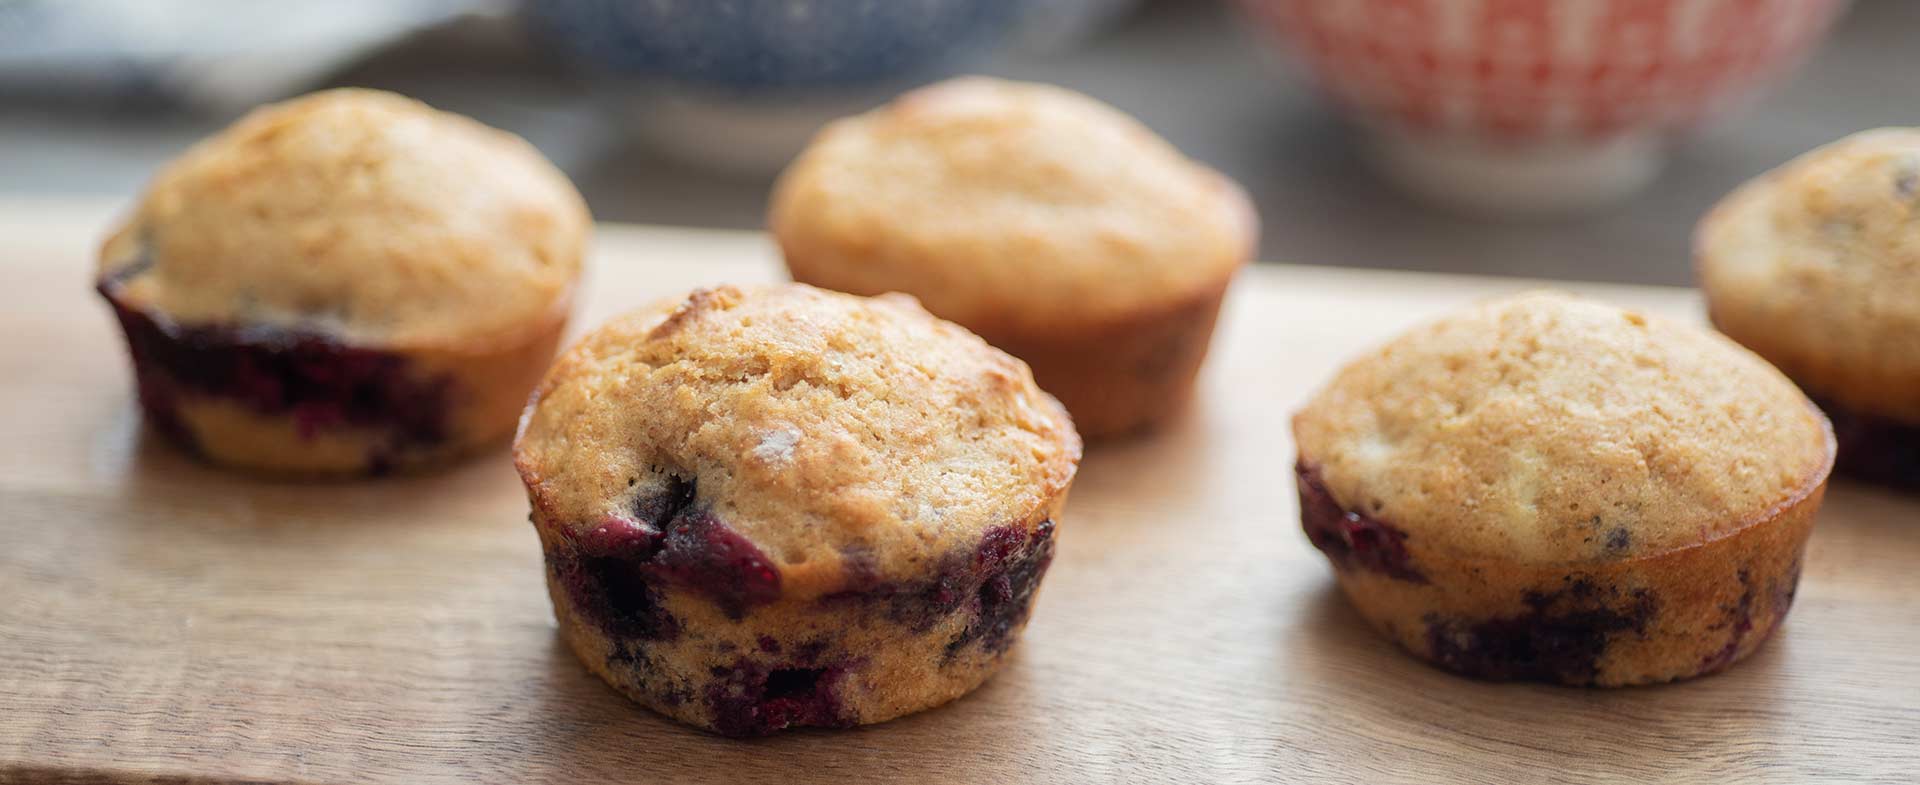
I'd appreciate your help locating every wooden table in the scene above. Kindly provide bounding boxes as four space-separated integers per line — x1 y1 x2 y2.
3 200 1915 784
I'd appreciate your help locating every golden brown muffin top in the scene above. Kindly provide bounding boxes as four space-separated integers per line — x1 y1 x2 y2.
1293 292 1832 565
1697 128 1920 418
514 284 1081 596
769 76 1256 333
96 88 589 348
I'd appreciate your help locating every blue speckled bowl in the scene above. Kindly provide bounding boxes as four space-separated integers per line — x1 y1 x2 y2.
521 0 1027 172
522 0 1023 91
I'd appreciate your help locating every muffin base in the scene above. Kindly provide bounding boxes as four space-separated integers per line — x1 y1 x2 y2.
1295 459 1829 686
102 288 564 476
534 492 1065 736
968 280 1231 441
1812 397 1920 491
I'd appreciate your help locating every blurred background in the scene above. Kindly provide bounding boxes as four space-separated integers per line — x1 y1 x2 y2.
1 0 1914 285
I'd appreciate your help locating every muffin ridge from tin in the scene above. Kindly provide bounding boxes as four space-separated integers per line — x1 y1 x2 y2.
514 283 1080 735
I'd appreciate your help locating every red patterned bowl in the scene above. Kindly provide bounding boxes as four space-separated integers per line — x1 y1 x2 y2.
1236 0 1848 212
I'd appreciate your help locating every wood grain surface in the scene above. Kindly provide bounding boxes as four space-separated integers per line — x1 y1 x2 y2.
2 200 1916 784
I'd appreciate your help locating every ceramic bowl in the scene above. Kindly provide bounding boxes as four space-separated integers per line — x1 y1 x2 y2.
1235 0 1849 213
522 0 1024 173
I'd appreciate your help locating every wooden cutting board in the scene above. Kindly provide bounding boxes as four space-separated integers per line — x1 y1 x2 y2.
3 199 1915 784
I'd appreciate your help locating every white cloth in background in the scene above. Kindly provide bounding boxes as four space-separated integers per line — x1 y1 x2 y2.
0 0 499 108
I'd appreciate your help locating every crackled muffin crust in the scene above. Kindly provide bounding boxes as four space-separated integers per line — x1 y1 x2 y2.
1293 292 1833 686
1697 128 1920 487
96 88 589 475
771 76 1256 438
515 284 1080 736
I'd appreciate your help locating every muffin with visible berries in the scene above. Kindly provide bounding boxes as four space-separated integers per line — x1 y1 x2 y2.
95 88 589 475
1697 128 1920 489
514 284 1080 736
770 76 1256 440
1292 292 1833 686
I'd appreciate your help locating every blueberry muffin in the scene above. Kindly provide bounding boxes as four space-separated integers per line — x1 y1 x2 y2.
770 76 1257 440
1697 128 1920 489
513 284 1080 736
95 88 589 475
1292 292 1833 686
